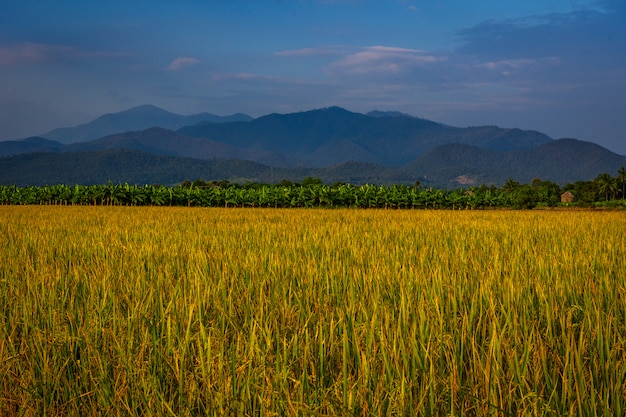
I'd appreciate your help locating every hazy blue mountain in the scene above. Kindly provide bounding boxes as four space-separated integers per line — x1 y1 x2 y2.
0 136 65 157
0 150 407 186
1 138 623 187
365 110 416 118
9 106 552 167
2 106 622 187
404 139 626 187
0 150 278 186
177 106 551 166
40 104 253 144
65 127 309 167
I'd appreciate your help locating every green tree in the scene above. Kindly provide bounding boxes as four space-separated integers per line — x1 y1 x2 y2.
617 166 626 199
595 173 618 201
191 179 209 189
300 176 323 187
502 178 520 194
530 178 561 206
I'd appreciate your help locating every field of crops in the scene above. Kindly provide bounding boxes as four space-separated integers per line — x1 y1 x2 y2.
1 206 625 415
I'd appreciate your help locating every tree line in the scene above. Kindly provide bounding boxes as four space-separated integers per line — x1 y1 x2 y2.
1 168 625 209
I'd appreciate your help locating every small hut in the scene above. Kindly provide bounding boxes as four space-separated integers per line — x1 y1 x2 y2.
561 191 575 203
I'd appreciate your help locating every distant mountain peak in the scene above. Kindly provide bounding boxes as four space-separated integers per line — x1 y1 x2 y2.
366 110 415 118
293 106 355 116
40 106 253 144
115 104 174 115
320 106 351 112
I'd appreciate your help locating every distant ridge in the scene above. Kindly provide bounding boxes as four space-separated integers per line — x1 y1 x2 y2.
1 137 624 187
40 105 253 144
65 127 307 167
404 139 626 186
0 137 64 157
366 110 416 118
0 150 409 186
1 105 623 187
177 106 551 166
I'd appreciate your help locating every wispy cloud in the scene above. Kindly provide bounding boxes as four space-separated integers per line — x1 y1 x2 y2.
212 72 275 81
476 57 560 75
167 57 200 71
0 42 127 66
275 46 347 57
209 72 311 88
326 45 445 75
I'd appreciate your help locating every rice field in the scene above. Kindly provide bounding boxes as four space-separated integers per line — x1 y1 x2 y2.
1 206 625 416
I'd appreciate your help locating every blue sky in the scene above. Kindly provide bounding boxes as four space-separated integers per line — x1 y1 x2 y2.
1 0 625 155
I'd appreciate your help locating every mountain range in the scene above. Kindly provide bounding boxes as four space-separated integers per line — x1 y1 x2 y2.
1 105 624 187
41 104 253 144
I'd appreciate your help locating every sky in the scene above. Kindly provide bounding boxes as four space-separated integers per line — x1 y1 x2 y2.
1 0 625 155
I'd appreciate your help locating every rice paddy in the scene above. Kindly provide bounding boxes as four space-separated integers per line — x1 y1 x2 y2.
1 206 625 415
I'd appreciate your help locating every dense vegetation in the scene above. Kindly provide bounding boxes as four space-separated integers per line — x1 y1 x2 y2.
1 168 625 209
1 207 624 415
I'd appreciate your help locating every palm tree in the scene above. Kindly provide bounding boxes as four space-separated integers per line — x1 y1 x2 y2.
595 173 618 201
617 166 626 199
502 178 520 194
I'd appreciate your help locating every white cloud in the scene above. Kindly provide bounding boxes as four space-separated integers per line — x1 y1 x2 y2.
473 57 561 77
480 59 534 70
326 45 444 75
167 57 200 71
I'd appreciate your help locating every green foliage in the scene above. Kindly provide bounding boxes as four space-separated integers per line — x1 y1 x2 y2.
2 168 626 209
299 176 324 186
618 166 626 198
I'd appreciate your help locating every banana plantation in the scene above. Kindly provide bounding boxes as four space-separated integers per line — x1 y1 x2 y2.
1 174 625 209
